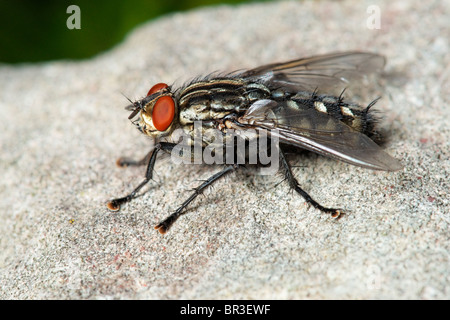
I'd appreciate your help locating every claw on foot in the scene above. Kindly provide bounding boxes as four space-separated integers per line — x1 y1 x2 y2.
154 223 168 234
106 201 120 211
115 157 128 167
331 209 344 219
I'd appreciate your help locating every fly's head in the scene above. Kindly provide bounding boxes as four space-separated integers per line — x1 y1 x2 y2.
126 83 178 138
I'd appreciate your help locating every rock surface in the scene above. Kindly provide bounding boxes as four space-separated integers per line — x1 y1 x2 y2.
0 0 449 299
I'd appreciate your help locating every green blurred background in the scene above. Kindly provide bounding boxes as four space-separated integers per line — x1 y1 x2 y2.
0 0 266 64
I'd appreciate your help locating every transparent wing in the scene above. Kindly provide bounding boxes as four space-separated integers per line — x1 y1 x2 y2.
240 52 386 95
237 99 402 171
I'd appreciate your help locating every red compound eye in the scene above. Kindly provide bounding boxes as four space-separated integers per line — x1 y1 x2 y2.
152 96 175 131
147 83 168 96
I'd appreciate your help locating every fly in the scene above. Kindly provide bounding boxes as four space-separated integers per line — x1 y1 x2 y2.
107 51 403 234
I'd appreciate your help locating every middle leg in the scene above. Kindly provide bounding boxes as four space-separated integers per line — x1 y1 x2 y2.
154 164 239 234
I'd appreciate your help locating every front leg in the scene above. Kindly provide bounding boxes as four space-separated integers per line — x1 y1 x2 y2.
115 150 153 167
107 142 176 211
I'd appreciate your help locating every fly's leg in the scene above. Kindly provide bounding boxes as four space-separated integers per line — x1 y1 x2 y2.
107 142 176 211
115 150 153 167
279 148 343 218
154 164 239 234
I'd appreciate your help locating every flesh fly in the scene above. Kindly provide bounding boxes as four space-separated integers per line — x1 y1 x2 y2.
107 52 403 234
